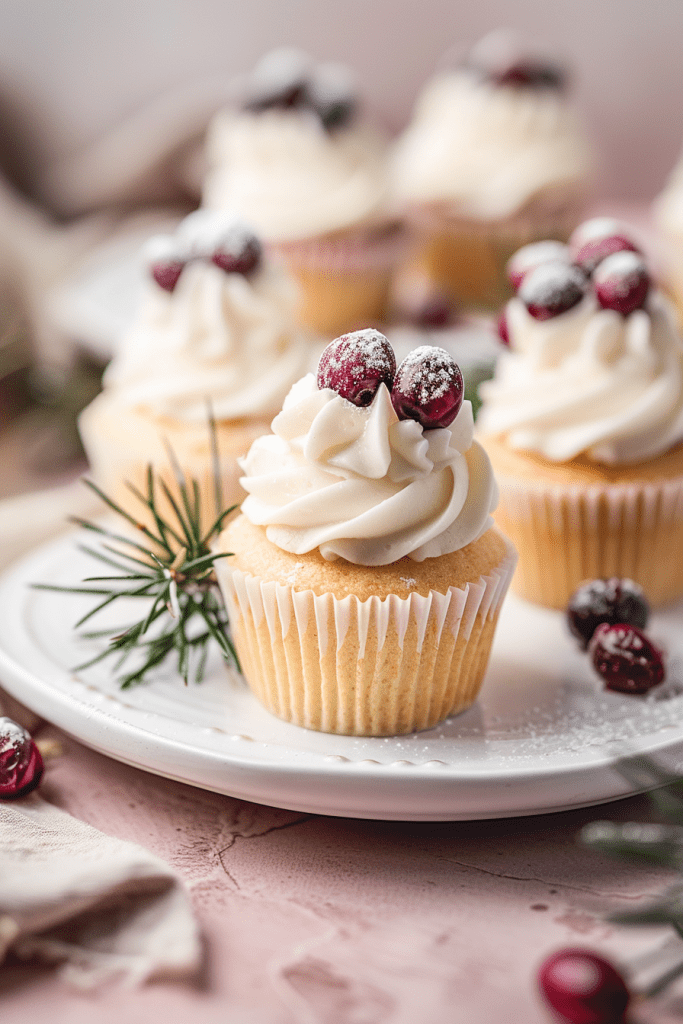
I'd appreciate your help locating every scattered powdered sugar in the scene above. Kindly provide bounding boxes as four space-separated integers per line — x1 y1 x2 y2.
570 217 624 249
317 330 395 391
400 576 417 589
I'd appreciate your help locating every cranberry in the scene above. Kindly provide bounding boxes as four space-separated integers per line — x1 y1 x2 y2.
0 717 44 800
590 623 665 695
507 240 571 290
411 293 454 329
593 251 650 316
243 47 310 113
317 329 396 407
497 309 510 346
538 949 630 1024
573 235 640 276
391 346 464 429
567 578 649 650
212 232 262 276
151 260 185 293
519 262 586 320
305 65 357 131
493 61 565 90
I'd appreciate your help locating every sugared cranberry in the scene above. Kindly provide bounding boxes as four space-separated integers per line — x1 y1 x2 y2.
305 64 357 131
519 262 586 320
567 578 650 650
0 717 44 800
497 309 510 346
391 346 464 429
593 251 650 316
573 235 640 277
589 623 665 695
317 329 396 407
493 61 566 90
212 232 262 276
151 260 185 293
538 949 630 1024
243 47 310 112
507 240 571 290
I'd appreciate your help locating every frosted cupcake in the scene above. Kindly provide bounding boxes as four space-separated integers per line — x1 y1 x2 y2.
477 220 683 608
79 210 313 532
202 48 401 335
214 329 516 736
392 30 593 311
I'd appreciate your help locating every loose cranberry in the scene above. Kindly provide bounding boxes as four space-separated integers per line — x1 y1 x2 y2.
497 309 510 346
317 329 396 407
391 346 464 429
573 235 640 277
593 251 650 316
212 231 262 276
519 262 586 321
538 949 630 1024
151 260 185 293
493 61 566 90
0 717 44 800
507 240 571 290
590 623 665 695
567 578 650 650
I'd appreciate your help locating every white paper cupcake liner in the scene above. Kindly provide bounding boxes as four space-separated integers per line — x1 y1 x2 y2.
495 474 683 608
216 538 517 735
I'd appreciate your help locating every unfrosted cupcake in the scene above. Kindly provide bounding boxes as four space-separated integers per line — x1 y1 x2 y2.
79 210 313 532
202 48 401 335
214 329 516 736
477 220 683 608
392 30 593 311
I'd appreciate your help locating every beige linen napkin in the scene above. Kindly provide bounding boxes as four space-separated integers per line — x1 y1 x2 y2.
0 795 202 988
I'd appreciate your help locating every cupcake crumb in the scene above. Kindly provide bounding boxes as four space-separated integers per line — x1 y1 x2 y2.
283 562 304 585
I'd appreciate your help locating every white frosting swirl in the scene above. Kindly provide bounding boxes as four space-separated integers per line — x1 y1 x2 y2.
202 109 391 241
392 71 592 221
104 258 313 422
477 290 683 464
239 373 498 565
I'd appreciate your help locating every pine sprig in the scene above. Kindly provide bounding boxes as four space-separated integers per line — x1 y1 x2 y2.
32 432 239 687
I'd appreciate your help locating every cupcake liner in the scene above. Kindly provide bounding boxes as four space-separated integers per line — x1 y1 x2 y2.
270 222 407 273
216 539 517 736
494 474 683 609
404 203 583 312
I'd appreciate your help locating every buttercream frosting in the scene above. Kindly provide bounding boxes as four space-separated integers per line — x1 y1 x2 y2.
392 69 592 221
202 108 391 241
478 290 683 464
239 372 498 565
104 217 312 423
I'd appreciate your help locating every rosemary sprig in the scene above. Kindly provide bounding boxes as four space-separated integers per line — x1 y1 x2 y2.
33 431 239 687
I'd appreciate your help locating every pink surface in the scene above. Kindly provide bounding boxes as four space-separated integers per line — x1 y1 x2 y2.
3 719 683 1024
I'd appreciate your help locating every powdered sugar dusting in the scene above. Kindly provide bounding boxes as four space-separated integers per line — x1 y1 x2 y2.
508 240 570 279
396 346 459 403
400 576 417 589
594 250 647 286
316 329 396 400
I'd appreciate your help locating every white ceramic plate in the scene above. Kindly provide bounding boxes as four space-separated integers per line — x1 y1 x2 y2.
1 529 683 821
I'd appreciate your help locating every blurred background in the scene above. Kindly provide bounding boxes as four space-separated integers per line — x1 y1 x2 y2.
0 0 680 496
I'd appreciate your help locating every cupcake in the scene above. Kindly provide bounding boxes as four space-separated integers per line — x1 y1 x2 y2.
477 219 683 609
214 329 516 736
392 29 593 311
79 209 313 533
653 154 683 324
202 48 402 336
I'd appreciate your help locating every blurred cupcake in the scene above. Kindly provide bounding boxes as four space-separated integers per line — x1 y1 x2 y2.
477 219 683 609
653 153 683 324
392 29 593 311
202 48 402 336
214 329 516 736
79 209 313 533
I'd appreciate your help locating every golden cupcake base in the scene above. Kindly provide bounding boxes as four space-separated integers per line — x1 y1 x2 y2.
482 435 683 609
215 516 516 736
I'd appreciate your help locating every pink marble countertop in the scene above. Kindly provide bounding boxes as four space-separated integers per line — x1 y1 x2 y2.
2 712 683 1024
